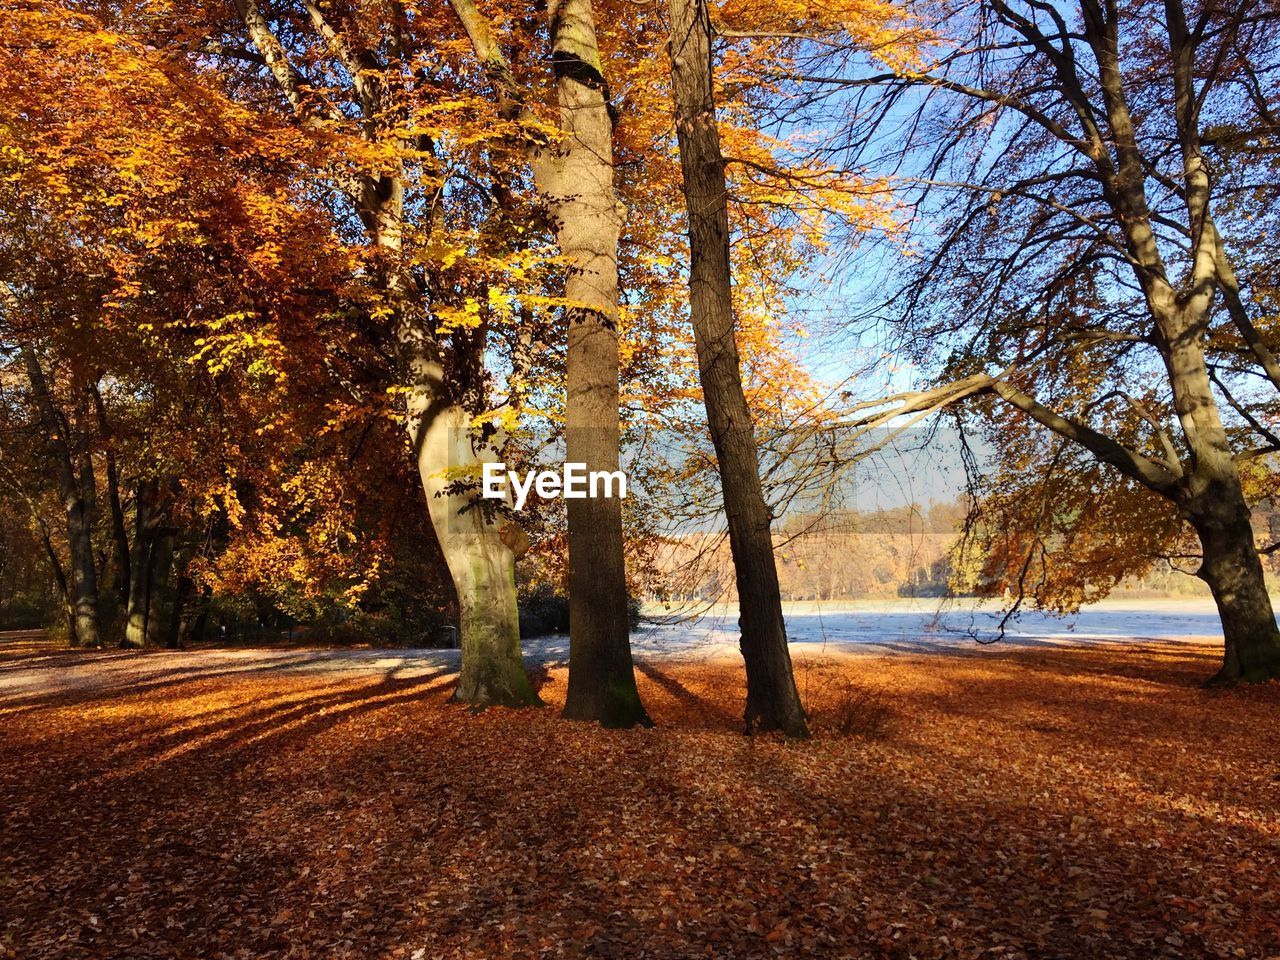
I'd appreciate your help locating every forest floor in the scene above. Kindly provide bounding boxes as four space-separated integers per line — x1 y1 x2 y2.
1 633 1278 960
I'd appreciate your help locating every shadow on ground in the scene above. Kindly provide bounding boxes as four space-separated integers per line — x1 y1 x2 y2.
1 636 1277 960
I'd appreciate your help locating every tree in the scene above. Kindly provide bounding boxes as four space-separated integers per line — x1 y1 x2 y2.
211 0 541 705
447 0 650 726
0 391 72 635
666 0 809 736
547 0 651 727
11 338 102 647
1 0 437 653
802 0 1280 682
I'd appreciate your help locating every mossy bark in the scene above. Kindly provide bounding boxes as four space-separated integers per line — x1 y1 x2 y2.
414 405 539 708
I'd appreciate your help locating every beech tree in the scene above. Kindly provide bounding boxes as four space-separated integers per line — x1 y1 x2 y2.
208 0 543 705
666 0 809 737
446 0 651 726
660 0 915 732
801 0 1280 682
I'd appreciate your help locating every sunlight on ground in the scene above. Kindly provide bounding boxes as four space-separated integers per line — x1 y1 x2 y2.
1 639 1278 959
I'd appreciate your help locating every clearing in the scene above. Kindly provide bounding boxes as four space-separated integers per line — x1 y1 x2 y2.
1 604 1278 959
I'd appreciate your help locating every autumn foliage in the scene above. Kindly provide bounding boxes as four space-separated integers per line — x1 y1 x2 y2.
5 0 1280 952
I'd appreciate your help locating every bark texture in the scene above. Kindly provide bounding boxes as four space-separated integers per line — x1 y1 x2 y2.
667 0 808 737
547 0 650 728
445 0 647 723
21 346 100 648
414 404 539 706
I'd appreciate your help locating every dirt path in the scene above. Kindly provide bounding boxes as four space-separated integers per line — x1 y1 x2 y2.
0 609 1223 707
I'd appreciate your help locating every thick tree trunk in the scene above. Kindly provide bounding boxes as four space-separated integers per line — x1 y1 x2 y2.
547 0 650 728
1165 319 1280 682
1192 505 1280 683
667 0 809 736
124 552 150 647
233 0 534 705
21 347 101 648
65 504 100 648
381 189 535 706
412 402 539 706
443 0 638 719
143 531 174 648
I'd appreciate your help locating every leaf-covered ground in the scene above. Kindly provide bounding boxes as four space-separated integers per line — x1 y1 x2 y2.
2 638 1278 959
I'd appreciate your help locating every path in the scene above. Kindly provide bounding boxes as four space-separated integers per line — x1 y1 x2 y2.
0 598 1233 706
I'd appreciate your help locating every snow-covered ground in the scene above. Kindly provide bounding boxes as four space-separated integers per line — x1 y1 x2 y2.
0 598 1237 704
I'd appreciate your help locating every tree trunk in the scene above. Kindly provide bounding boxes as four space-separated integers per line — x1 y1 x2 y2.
1165 317 1280 682
232 0 535 706
65 504 100 648
39 528 75 644
412 402 539 706
92 382 131 612
1192 505 1280 682
21 346 100 648
547 0 650 728
166 544 196 649
124 481 160 648
666 0 809 736
389 211 536 706
442 0 636 718
184 587 211 646
364 125 535 709
144 531 174 648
